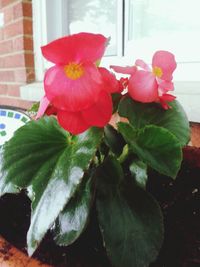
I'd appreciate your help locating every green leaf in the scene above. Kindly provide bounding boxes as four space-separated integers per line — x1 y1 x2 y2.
28 102 40 113
53 175 94 246
129 159 148 189
118 123 182 178
119 97 190 146
0 117 103 255
97 157 124 192
104 125 125 156
0 147 19 195
96 156 163 267
112 93 122 113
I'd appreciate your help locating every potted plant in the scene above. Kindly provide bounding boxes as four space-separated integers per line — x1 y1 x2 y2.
0 32 193 267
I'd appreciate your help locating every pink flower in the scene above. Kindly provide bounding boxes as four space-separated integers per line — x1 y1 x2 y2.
111 51 177 109
37 32 120 134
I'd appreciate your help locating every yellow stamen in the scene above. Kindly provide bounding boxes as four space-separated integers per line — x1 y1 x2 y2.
153 66 163 78
64 62 84 80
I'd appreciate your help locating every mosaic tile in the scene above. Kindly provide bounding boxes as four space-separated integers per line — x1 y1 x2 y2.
0 108 30 146
8 112 14 118
0 131 6 137
14 113 21 119
21 116 29 123
0 123 6 129
0 110 6 116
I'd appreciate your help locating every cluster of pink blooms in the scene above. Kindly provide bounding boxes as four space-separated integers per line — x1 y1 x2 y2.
37 32 177 135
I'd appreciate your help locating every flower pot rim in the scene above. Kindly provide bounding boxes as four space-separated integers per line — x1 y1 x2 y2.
0 235 51 267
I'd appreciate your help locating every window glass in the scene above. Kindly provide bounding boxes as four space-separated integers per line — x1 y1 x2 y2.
33 0 200 81
126 0 200 64
68 0 118 56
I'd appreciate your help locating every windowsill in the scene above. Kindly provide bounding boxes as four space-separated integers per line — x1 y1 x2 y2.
20 81 200 123
20 83 44 102
174 81 200 123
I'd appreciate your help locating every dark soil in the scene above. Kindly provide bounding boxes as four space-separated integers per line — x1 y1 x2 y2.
0 193 110 267
148 148 200 267
0 147 200 267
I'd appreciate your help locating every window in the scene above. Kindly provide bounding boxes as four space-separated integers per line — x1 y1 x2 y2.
124 0 200 81
64 0 121 57
44 0 123 57
33 0 200 81
29 0 200 121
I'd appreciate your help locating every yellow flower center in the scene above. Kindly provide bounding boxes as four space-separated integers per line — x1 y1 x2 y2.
64 62 84 80
153 66 163 78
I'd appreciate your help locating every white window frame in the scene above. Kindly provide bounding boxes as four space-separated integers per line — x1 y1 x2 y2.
32 0 69 82
32 0 124 79
20 0 200 123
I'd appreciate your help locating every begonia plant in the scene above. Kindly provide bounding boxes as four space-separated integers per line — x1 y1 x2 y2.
0 32 190 267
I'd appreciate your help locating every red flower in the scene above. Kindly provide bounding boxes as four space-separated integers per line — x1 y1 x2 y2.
37 33 120 134
111 51 177 109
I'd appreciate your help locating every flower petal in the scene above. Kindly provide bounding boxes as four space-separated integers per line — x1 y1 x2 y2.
36 96 50 119
57 110 90 135
82 90 112 127
128 70 158 103
45 105 57 116
159 94 176 110
41 32 107 65
110 65 137 75
152 51 177 81
135 59 151 71
160 93 176 102
98 67 120 93
158 80 174 93
44 63 102 112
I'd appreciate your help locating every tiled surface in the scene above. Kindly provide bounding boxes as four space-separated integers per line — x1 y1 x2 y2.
0 108 30 146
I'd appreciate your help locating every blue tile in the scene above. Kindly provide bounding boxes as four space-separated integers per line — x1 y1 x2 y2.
0 110 6 116
14 113 21 119
0 123 6 129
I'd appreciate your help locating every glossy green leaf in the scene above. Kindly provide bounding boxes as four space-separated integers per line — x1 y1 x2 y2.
0 117 103 255
118 123 182 178
119 97 190 146
104 125 125 156
53 175 94 246
96 156 163 267
129 159 148 189
0 147 19 195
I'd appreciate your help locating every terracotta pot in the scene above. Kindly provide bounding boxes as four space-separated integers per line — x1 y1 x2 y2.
0 235 51 267
190 122 200 147
184 122 200 168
